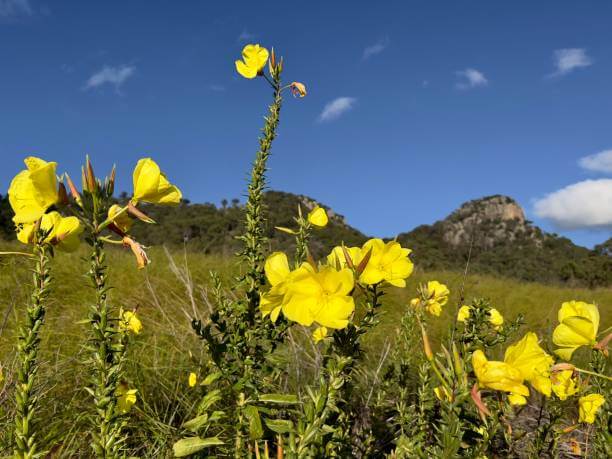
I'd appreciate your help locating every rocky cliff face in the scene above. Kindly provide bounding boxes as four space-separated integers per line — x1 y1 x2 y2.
440 195 539 249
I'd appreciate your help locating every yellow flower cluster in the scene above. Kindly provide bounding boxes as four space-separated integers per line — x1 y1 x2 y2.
328 239 414 287
260 238 414 339
457 305 504 329
260 252 355 330
473 332 553 405
410 281 449 316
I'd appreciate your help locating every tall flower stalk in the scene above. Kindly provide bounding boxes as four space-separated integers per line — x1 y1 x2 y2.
239 64 283 319
13 241 51 459
68 156 180 457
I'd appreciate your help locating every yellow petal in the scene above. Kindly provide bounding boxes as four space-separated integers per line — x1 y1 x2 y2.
307 206 328 228
188 372 197 388
264 252 291 286
312 326 328 343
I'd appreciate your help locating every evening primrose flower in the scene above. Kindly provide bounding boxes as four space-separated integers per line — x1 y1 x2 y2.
188 372 197 388
551 370 578 401
457 305 471 322
423 281 449 317
282 263 355 329
9 157 59 224
488 308 504 330
132 158 182 205
312 326 328 343
359 238 413 287
120 310 142 335
115 383 138 414
472 349 529 405
259 252 292 322
16 211 83 252
108 204 133 233
552 301 599 360
504 332 554 397
235 44 269 79
308 206 328 228
578 394 605 424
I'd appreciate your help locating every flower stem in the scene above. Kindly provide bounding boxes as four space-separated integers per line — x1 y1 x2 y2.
238 69 283 321
87 233 126 458
14 243 51 459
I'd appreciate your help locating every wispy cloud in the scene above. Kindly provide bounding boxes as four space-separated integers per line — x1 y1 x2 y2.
549 48 592 77
209 84 226 92
455 68 488 90
318 97 357 122
579 149 612 174
237 29 256 42
362 37 389 60
0 0 32 17
84 65 135 92
533 179 612 230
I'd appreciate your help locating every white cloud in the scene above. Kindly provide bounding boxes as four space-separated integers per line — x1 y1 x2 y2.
84 65 135 91
578 149 612 174
533 179 612 230
209 84 226 92
455 68 488 90
362 37 389 60
237 29 256 42
0 0 31 17
550 48 592 76
318 97 357 122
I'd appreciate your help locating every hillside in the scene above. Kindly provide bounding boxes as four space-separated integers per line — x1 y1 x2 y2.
397 195 612 287
0 192 609 286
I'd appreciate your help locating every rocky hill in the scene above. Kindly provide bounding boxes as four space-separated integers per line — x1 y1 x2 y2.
397 195 611 287
0 192 609 287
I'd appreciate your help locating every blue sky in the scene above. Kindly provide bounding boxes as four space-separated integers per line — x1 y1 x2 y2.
1 0 611 247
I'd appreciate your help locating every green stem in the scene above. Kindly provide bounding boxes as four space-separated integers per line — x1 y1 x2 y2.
238 69 284 322
294 213 311 265
14 243 51 459
575 367 612 382
87 233 125 458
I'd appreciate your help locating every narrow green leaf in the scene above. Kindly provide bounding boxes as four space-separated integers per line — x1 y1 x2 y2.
172 436 224 457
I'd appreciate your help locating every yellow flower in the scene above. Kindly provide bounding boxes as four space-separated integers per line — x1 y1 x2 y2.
16 211 83 252
9 157 59 224
259 252 292 322
235 44 269 79
327 245 363 269
308 206 328 228
290 82 307 97
488 308 504 330
551 370 578 401
457 305 471 322
504 332 554 397
188 372 197 387
115 383 138 414
312 326 328 343
282 263 355 329
132 158 182 205
120 310 142 335
424 281 449 317
108 204 133 233
472 350 529 405
552 301 599 360
578 393 605 424
359 238 413 287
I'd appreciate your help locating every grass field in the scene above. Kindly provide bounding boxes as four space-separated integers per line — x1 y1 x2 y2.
1 243 610 456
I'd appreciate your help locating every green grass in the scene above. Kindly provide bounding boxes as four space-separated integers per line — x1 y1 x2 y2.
0 243 610 456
